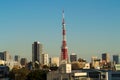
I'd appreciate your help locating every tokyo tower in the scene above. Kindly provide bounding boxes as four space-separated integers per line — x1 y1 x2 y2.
61 11 68 63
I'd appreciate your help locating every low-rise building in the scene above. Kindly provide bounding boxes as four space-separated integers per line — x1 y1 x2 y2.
47 62 120 80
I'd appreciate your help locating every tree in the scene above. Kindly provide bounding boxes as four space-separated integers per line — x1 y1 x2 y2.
71 61 85 70
9 67 30 80
78 58 86 62
42 65 49 70
26 70 48 80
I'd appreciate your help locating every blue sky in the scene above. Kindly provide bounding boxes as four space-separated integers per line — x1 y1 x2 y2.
0 0 120 61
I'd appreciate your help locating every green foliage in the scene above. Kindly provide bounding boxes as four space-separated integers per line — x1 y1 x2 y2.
26 70 48 80
78 58 86 62
9 67 49 80
42 65 49 70
9 67 30 80
34 62 40 69
50 66 58 71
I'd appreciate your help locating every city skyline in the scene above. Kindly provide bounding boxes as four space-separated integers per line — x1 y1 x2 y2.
0 1 120 61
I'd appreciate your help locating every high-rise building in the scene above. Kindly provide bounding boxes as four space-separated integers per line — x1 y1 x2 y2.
41 53 49 65
70 53 77 62
102 53 110 63
113 54 120 64
61 11 68 63
32 41 43 63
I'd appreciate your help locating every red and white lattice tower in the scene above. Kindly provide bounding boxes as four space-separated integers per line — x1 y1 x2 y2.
61 11 68 63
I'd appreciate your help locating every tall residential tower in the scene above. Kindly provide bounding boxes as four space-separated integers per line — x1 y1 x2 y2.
61 11 68 63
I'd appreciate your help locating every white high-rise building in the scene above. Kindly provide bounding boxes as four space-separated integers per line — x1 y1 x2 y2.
41 53 49 65
32 41 43 63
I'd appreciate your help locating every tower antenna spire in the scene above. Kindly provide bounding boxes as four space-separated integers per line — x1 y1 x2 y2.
62 10 65 25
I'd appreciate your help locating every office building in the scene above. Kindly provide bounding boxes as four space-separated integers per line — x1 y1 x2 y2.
102 53 110 63
41 53 49 65
113 54 120 64
0 51 11 61
91 56 101 69
49 57 59 67
70 53 77 62
14 55 20 62
20 58 27 67
32 41 43 63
